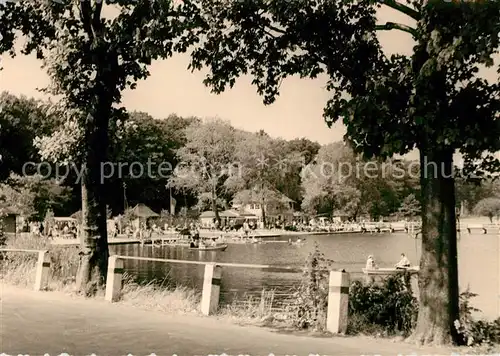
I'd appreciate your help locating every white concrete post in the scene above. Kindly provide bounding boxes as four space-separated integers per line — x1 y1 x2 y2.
201 263 222 315
34 250 51 291
105 256 124 302
327 270 350 334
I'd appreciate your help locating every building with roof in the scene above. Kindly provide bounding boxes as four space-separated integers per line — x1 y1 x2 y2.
231 189 296 225
0 205 21 234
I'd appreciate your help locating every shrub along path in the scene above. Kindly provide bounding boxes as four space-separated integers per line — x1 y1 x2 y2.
1 285 455 355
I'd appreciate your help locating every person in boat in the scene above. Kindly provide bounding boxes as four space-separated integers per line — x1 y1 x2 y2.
366 255 377 270
395 253 411 269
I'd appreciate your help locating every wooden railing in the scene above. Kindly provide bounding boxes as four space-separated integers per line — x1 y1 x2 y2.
462 223 500 234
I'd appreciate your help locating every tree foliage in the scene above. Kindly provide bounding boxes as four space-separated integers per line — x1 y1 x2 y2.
301 142 361 218
274 137 321 204
398 193 421 218
455 177 500 214
0 92 60 181
170 119 238 222
1 0 201 293
0 173 72 220
184 0 500 173
182 0 500 345
228 130 303 223
473 197 500 223
107 111 199 214
301 142 419 220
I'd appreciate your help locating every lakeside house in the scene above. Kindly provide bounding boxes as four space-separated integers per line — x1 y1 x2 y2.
198 189 298 228
231 190 296 225
331 211 350 223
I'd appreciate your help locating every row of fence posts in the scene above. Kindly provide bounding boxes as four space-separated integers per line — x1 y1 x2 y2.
104 255 351 334
2 248 350 333
5 227 500 331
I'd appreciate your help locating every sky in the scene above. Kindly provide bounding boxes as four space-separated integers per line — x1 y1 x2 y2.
0 5 497 160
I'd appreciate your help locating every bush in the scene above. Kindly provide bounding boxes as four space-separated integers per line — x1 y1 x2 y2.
286 243 419 335
455 288 500 347
286 241 333 330
347 273 418 336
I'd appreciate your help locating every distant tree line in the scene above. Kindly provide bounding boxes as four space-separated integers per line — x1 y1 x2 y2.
1 91 498 224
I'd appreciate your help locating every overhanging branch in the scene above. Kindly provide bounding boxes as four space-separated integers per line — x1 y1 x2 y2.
381 0 421 21
375 22 417 37
80 0 93 41
92 0 103 34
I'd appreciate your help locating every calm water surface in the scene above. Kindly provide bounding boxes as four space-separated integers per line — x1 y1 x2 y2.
112 232 499 319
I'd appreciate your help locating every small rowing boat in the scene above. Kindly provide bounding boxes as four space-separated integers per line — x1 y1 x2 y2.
190 243 228 251
362 266 420 275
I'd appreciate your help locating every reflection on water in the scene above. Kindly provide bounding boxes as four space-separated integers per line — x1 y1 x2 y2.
111 232 499 320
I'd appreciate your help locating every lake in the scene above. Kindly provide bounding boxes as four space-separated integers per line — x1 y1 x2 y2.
112 231 499 320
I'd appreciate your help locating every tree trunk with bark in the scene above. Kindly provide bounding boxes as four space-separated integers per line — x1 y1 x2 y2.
76 88 113 295
77 160 109 295
76 47 116 296
410 148 461 345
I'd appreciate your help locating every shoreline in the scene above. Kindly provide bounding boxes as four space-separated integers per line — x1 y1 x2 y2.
50 229 367 246
45 219 498 247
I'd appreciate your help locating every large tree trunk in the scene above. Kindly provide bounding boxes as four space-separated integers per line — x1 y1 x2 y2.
411 148 461 345
74 1 117 295
76 161 109 295
76 96 112 294
76 65 115 295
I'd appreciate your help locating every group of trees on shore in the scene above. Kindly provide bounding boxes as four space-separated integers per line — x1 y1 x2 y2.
1 0 499 345
2 91 498 225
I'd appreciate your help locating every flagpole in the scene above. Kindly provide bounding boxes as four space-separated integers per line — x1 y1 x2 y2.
169 183 172 214
123 181 128 210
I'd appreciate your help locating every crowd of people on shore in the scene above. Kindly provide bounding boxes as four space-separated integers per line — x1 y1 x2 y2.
29 212 419 242
27 220 78 239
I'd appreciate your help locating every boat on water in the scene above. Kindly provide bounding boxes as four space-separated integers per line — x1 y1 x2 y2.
362 266 420 275
189 243 228 251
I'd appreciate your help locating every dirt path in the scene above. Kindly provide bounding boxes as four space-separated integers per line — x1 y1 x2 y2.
1 286 452 355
